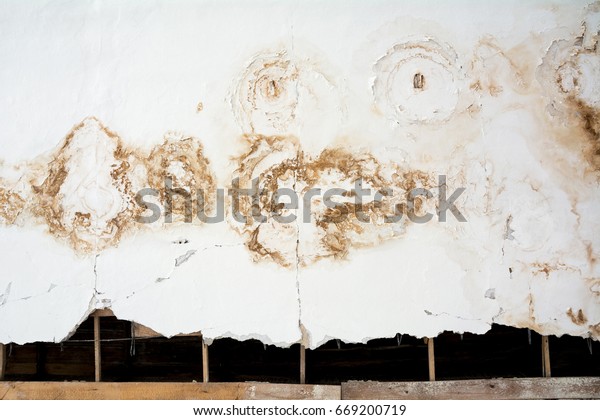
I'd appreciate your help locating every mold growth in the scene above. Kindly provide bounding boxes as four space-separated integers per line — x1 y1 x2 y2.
567 307 588 326
0 186 25 224
231 134 301 268
1 118 216 254
30 118 142 254
372 38 465 124
232 135 436 267
146 134 216 224
298 148 435 265
536 6 600 174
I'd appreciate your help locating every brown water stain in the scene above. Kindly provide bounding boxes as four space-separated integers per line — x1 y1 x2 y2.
532 263 553 277
2 117 216 254
247 226 290 268
372 38 462 124
29 118 141 253
585 242 597 267
147 136 216 223
528 292 536 325
530 262 577 278
233 135 435 267
536 22 600 176
0 186 26 224
567 308 588 326
567 96 600 173
232 53 300 133
588 277 600 297
470 35 541 97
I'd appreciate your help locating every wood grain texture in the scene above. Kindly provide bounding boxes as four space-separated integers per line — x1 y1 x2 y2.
542 336 551 378
300 344 306 384
342 377 600 400
202 340 209 383
132 322 202 338
427 338 435 381
0 382 341 400
93 316 101 382
2 378 598 400
91 309 114 317
0 344 5 381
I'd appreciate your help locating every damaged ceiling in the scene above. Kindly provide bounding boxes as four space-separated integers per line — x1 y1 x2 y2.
0 0 599 348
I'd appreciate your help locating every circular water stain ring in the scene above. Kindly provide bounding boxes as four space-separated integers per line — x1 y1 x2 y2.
231 52 300 134
373 38 462 124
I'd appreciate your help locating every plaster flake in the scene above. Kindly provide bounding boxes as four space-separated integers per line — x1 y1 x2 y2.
0 1 599 347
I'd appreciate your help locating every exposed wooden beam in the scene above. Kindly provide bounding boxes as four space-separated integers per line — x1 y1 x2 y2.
541 336 551 378
2 378 598 400
0 344 6 381
93 315 101 382
91 309 114 317
132 322 202 338
202 338 209 383
342 377 600 400
300 344 306 384
427 338 435 381
132 323 162 338
0 382 341 400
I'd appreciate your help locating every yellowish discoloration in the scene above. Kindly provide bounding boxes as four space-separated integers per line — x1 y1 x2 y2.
233 135 435 267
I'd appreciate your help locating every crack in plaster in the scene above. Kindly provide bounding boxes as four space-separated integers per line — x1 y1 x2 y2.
424 309 489 324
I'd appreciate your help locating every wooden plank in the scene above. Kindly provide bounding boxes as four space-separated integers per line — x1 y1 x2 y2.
342 377 600 400
202 339 209 383
132 323 162 338
300 344 306 384
0 344 5 381
93 315 101 382
132 322 202 338
427 338 435 381
91 309 114 317
0 382 341 400
541 336 551 378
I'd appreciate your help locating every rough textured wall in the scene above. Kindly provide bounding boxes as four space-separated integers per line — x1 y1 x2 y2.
0 0 598 348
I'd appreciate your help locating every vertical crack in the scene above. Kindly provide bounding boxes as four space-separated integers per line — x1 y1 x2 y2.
292 150 303 344
93 253 99 296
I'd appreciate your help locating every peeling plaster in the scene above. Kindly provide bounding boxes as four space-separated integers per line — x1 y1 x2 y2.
0 0 599 348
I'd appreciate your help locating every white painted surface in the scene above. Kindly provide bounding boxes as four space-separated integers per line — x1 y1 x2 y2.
0 0 598 347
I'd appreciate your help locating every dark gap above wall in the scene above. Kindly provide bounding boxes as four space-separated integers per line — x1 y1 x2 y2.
3 320 599 383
